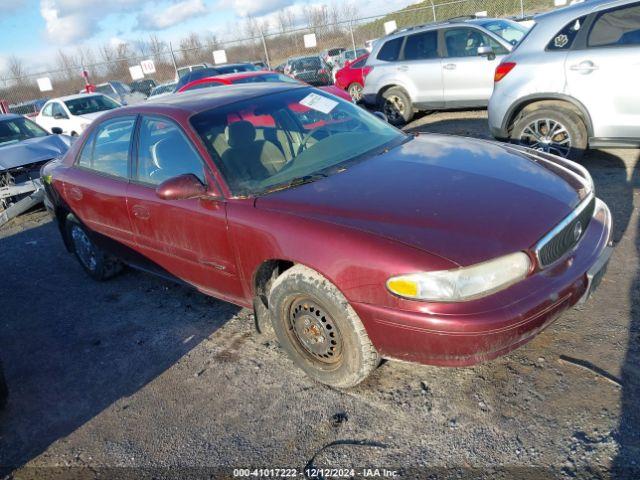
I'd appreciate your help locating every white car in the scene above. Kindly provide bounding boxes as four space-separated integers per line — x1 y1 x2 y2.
35 94 120 137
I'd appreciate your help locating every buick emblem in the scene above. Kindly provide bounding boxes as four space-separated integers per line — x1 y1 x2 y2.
573 221 583 241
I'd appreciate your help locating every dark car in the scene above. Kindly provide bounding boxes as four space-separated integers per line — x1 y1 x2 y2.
42 84 612 388
129 79 157 98
173 67 222 92
286 56 331 86
215 63 260 74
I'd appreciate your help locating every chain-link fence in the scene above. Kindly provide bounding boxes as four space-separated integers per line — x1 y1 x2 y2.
0 0 553 114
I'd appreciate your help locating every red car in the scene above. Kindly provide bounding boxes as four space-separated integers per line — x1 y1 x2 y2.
177 70 353 102
42 84 613 388
335 54 370 101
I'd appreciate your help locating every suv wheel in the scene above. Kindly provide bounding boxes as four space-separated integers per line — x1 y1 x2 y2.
510 102 587 160
66 215 123 281
381 87 414 125
268 264 379 388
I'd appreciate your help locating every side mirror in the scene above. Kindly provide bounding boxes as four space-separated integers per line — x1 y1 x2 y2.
373 111 388 123
51 127 63 135
156 174 206 201
477 45 496 60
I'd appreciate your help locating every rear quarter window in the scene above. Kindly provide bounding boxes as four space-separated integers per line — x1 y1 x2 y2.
547 16 587 50
377 37 403 61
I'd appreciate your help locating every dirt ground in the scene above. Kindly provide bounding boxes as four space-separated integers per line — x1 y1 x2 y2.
1 110 639 479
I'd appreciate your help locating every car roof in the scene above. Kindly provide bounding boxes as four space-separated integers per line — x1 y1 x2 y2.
535 0 635 22
378 16 505 41
139 82 306 114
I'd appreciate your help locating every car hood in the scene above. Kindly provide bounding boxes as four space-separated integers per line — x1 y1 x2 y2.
0 134 71 171
255 135 588 266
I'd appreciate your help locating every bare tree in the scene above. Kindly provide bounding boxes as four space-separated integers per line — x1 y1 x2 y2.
7 55 26 79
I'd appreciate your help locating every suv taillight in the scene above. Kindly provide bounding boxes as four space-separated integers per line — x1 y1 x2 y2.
494 62 516 82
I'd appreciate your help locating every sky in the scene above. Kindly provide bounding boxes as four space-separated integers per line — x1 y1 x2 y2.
0 0 418 72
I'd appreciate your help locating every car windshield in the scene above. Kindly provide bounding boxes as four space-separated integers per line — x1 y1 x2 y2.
150 83 177 96
0 117 48 146
65 95 120 115
95 84 115 95
190 87 406 197
232 74 299 84
480 19 529 45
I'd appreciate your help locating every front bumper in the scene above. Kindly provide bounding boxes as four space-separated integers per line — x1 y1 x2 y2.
352 198 613 367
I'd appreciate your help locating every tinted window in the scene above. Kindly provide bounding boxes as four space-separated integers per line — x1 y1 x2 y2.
444 27 508 57
404 30 439 60
291 57 322 70
377 37 403 61
547 17 586 50
136 117 206 185
351 56 369 68
588 4 640 47
65 95 119 115
77 117 135 178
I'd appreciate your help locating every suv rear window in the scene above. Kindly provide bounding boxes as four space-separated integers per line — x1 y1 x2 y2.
588 4 640 47
547 16 586 50
377 37 403 61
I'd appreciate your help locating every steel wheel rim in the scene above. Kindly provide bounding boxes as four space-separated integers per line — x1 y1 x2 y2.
349 84 363 101
383 95 405 121
287 297 343 365
519 118 572 157
71 224 98 272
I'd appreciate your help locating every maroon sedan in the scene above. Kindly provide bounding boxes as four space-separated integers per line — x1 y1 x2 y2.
42 84 613 388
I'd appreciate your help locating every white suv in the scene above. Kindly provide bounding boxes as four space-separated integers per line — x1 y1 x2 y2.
488 0 640 159
362 17 528 124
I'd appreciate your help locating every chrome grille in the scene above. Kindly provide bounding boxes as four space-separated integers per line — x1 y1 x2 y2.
535 196 596 268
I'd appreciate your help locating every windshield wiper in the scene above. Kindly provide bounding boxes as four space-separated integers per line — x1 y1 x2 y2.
261 173 329 195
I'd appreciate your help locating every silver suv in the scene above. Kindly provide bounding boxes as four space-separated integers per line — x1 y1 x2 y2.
488 0 640 159
362 17 528 124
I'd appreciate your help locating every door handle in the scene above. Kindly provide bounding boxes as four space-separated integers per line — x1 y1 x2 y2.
69 187 83 201
443 63 457 70
570 61 599 74
132 204 150 220
397 65 409 72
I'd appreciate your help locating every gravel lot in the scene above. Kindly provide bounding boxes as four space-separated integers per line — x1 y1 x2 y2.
1 110 639 479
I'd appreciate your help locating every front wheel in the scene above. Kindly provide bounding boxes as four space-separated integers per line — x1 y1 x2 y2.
510 103 587 160
66 215 123 281
268 265 379 388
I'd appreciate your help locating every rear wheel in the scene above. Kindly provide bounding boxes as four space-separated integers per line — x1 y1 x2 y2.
381 87 414 125
348 82 363 102
268 264 379 388
510 102 587 160
66 215 123 281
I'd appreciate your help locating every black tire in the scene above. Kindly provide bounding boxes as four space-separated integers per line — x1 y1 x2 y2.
268 264 379 388
0 360 7 410
510 102 588 160
347 82 363 102
65 215 123 281
380 87 414 126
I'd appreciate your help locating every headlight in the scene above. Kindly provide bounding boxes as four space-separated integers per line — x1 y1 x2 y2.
386 252 531 302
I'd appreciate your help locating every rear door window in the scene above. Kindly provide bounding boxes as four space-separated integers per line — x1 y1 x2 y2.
588 3 640 47
403 30 439 60
76 116 135 179
377 37 403 61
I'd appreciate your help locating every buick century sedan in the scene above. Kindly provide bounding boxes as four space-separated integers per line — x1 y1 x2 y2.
42 84 612 388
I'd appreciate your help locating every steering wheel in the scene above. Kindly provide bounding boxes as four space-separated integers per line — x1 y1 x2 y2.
297 126 332 154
